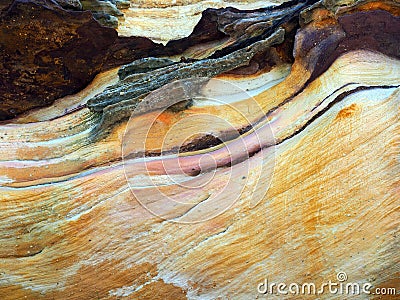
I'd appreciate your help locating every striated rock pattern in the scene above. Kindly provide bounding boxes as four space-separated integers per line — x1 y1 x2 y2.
0 0 399 299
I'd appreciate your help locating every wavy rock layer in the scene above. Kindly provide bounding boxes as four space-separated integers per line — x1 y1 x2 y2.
0 1 399 299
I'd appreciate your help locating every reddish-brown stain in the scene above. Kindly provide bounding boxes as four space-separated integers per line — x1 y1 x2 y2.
335 103 360 120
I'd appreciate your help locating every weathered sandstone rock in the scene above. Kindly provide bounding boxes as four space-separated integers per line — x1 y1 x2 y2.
0 1 399 299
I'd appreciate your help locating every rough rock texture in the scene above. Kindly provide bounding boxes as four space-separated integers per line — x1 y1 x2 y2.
55 0 82 10
81 0 123 27
1 0 125 26
0 0 399 299
0 0 163 120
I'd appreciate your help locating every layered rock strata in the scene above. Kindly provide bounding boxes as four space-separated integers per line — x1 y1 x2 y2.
0 0 399 299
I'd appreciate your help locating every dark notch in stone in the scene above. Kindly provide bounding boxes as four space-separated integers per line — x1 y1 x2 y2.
179 134 225 153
